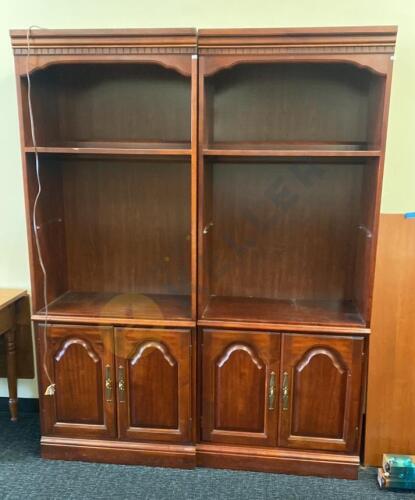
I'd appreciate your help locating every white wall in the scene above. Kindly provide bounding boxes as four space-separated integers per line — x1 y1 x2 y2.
1 0 414 398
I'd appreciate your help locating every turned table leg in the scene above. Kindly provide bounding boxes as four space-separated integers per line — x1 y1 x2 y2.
6 326 18 422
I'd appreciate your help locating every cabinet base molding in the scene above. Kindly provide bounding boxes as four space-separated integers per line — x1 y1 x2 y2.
41 437 196 469
196 444 359 480
41 437 359 479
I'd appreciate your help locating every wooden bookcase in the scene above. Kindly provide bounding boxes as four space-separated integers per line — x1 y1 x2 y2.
13 30 198 326
11 26 397 479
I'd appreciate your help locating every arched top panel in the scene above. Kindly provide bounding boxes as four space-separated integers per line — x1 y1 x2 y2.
21 57 193 79
130 340 176 367
296 346 348 376
199 26 396 77
11 28 197 77
202 56 390 78
217 343 264 370
55 337 100 363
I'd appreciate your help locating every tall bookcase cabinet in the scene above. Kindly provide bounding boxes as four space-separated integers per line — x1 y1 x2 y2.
11 27 397 479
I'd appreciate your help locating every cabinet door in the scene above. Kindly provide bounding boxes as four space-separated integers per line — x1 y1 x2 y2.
115 328 192 443
278 334 364 452
202 329 280 446
38 324 116 439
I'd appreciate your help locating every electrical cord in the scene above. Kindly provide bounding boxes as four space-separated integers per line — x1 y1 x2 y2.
26 26 55 396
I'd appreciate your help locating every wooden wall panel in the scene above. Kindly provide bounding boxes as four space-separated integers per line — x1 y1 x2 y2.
209 63 373 145
62 158 191 296
210 161 363 301
365 214 415 465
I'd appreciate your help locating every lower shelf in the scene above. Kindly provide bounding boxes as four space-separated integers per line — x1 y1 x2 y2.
202 296 365 327
36 291 192 323
40 437 359 479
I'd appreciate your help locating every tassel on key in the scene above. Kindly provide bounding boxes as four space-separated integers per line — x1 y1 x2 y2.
44 384 56 396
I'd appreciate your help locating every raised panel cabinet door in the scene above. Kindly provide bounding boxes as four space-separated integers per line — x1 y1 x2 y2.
202 329 280 446
278 334 365 452
115 328 192 443
37 324 116 439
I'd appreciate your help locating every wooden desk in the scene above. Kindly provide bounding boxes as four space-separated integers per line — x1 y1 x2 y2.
0 289 27 421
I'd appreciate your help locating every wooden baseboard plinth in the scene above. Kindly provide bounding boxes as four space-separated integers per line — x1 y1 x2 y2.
41 437 196 469
40 436 359 479
196 443 359 479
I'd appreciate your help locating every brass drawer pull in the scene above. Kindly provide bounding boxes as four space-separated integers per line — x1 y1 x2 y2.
282 371 289 411
268 371 276 410
105 365 112 402
118 365 126 403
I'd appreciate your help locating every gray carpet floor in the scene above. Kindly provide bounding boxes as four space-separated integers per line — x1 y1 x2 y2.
0 412 414 499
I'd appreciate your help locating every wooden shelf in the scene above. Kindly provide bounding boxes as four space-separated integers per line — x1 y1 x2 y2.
34 291 192 324
25 141 192 157
203 142 381 158
202 296 365 328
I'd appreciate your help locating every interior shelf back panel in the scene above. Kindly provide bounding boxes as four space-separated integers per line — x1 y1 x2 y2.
206 63 380 148
25 64 191 146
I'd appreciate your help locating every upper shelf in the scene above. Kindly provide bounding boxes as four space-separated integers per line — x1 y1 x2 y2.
25 141 192 158
203 142 381 158
21 63 192 149
203 63 386 149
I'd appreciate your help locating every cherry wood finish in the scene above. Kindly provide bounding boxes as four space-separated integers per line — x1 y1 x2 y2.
41 292 191 322
11 28 196 79
197 27 396 76
37 324 116 439
115 328 192 443
0 290 28 421
194 26 395 479
0 291 33 380
25 143 191 156
278 334 365 453
196 444 359 479
200 159 374 325
203 145 381 158
204 64 379 148
202 296 364 327
11 27 397 478
201 329 280 446
365 215 415 466
24 64 190 147
12 30 197 318
198 319 370 336
24 156 192 313
198 28 396 329
41 436 196 468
